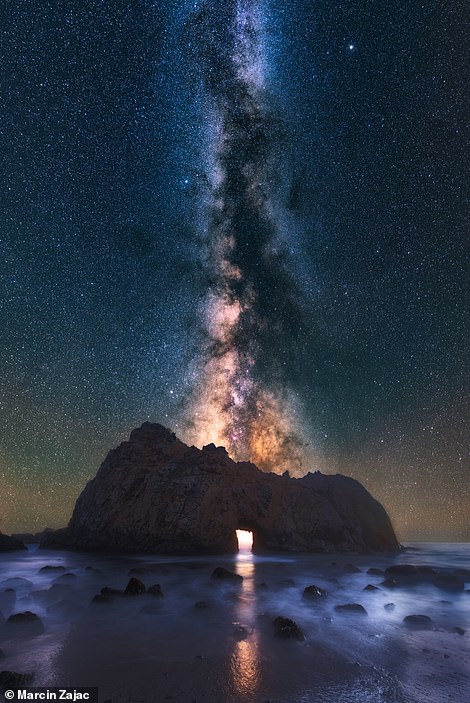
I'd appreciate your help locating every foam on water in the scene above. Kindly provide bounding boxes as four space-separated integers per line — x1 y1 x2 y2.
0 543 468 702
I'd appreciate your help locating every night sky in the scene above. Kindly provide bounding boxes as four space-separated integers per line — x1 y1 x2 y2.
1 0 468 541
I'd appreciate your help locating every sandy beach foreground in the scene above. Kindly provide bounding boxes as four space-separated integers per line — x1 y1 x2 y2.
0 544 469 703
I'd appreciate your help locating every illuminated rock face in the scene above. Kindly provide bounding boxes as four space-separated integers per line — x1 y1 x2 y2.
41 423 399 554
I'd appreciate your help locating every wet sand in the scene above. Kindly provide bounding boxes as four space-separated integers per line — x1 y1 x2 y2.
0 544 469 702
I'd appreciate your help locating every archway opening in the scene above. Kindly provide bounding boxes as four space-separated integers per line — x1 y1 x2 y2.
236 529 253 552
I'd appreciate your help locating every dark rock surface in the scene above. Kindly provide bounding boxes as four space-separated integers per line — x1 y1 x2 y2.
124 577 146 595
91 594 112 604
334 603 368 615
5 612 44 636
211 567 243 582
381 579 398 589
273 616 305 640
0 533 26 552
303 585 328 599
384 565 465 591
147 584 164 597
344 564 361 573
100 587 123 597
403 614 433 629
40 423 399 554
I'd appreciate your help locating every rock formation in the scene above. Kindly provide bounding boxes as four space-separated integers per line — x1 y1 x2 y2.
0 533 26 552
41 423 399 554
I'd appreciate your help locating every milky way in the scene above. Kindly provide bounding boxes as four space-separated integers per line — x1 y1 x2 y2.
180 0 312 473
1 0 468 538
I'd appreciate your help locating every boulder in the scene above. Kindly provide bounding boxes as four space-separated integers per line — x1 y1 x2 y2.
386 565 418 578
91 586 123 602
403 614 433 629
5 612 44 636
381 579 398 589
211 567 243 582
384 565 464 591
433 573 464 592
363 584 380 592
40 423 399 554
334 604 367 615
273 616 305 640
147 584 163 597
303 585 328 600
55 573 77 581
91 594 112 604
344 564 361 573
124 578 146 596
100 587 123 597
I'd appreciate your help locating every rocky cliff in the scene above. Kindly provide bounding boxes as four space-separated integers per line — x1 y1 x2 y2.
41 423 399 554
0 532 26 552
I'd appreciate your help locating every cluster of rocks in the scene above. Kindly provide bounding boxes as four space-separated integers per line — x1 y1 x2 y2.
91 577 164 603
379 564 468 592
41 423 399 555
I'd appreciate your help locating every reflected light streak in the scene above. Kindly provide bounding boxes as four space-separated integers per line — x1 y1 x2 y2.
229 539 262 697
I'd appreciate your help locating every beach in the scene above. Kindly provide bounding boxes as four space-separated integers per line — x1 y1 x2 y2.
1 543 469 703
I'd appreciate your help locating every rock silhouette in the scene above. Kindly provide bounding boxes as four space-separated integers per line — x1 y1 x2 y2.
0 533 26 552
41 423 398 554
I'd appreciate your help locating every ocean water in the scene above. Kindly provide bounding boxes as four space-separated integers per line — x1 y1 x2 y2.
0 543 469 703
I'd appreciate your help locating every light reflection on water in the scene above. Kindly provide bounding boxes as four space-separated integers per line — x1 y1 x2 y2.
0 543 468 702
229 542 262 698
